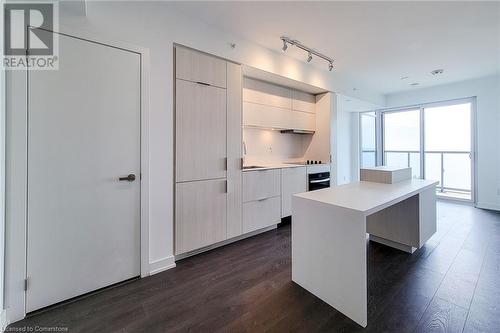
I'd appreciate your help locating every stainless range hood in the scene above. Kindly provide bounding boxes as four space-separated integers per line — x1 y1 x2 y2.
280 129 315 135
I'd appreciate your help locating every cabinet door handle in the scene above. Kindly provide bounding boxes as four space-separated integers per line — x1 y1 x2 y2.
196 81 210 86
224 180 228 193
310 178 330 184
119 174 136 182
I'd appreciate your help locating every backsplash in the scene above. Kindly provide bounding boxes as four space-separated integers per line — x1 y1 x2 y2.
243 127 312 165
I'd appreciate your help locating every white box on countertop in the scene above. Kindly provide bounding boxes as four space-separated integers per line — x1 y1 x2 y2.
360 166 411 184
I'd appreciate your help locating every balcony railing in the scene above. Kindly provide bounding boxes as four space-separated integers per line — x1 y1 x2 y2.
363 150 472 197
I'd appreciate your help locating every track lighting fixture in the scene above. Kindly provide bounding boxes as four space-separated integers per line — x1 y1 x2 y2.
282 40 288 52
280 36 334 72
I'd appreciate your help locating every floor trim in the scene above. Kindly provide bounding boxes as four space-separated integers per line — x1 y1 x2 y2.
1 309 8 332
149 256 176 275
175 225 278 261
476 201 500 212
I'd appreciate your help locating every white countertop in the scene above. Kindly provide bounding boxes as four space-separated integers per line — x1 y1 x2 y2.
294 179 438 215
242 163 304 172
242 163 329 172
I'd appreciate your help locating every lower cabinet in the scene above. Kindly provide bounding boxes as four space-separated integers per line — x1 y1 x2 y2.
243 196 281 233
175 179 227 255
281 167 307 217
242 169 282 233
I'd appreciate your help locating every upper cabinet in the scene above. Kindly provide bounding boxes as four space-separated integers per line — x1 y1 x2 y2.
291 110 315 132
243 101 292 130
176 47 227 88
292 90 316 113
243 78 317 132
243 78 291 109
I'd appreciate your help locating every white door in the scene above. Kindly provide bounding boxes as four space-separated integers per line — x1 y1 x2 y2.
27 31 141 312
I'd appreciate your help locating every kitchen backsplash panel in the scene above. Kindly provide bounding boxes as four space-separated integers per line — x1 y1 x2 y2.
243 127 312 165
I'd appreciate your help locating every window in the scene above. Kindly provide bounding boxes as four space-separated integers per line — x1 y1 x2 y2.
424 102 472 199
383 109 421 178
360 112 376 167
360 99 474 201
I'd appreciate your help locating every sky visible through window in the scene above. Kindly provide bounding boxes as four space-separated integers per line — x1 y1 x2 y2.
384 110 420 151
424 103 471 152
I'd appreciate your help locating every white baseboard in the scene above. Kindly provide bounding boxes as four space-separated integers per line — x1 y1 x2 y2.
0 309 9 332
175 225 277 261
149 224 279 274
476 202 500 211
149 256 176 276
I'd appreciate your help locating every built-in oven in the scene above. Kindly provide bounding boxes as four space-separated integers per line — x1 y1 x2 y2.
308 172 330 191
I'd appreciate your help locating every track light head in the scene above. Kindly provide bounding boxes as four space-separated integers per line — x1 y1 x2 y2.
282 40 288 52
280 36 334 71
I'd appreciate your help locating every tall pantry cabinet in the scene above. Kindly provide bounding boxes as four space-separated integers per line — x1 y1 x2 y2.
174 46 242 255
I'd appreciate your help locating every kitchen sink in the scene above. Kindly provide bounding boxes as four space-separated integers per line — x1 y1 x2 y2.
243 165 264 170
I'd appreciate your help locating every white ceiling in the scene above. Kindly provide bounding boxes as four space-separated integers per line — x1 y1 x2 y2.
168 1 500 95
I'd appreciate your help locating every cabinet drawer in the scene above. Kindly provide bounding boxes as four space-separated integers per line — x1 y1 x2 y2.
243 169 281 202
175 47 227 88
243 196 281 233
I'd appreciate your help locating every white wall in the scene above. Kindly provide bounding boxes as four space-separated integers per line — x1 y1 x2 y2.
386 75 500 210
4 1 385 322
334 99 360 185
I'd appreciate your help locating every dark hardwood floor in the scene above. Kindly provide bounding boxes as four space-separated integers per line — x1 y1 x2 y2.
9 201 500 332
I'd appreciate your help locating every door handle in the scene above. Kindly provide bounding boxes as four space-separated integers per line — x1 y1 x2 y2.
119 174 136 182
310 178 330 184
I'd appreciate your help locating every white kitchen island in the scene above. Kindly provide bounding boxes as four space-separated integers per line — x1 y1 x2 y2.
291 179 438 327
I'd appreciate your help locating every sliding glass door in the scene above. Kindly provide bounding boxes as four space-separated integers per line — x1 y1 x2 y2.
382 109 421 179
361 99 475 201
424 102 473 200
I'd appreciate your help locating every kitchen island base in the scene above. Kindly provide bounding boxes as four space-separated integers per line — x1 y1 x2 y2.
291 179 437 327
